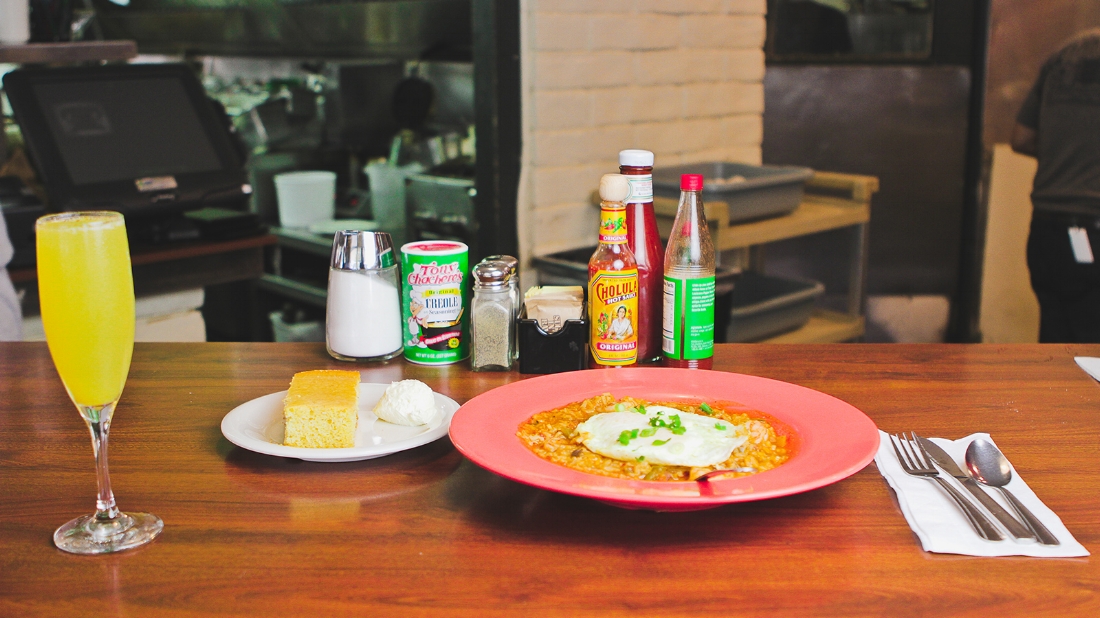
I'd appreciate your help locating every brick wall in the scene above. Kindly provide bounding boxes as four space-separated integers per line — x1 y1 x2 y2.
519 0 767 264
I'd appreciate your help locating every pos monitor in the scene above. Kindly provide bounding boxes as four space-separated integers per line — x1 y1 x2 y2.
3 63 248 220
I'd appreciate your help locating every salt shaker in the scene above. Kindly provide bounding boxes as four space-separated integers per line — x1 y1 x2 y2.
470 260 515 371
482 254 520 360
326 230 403 361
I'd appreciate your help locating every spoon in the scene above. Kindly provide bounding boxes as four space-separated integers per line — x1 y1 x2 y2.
695 467 756 482
964 439 1060 545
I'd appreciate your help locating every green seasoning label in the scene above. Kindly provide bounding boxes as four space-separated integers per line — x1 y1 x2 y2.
662 275 715 360
401 242 469 365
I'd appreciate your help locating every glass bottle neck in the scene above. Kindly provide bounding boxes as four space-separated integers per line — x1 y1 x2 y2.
599 201 629 245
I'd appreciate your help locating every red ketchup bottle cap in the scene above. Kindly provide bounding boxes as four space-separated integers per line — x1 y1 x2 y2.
680 173 704 191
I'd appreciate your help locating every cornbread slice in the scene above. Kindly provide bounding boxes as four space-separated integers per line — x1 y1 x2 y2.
283 370 360 448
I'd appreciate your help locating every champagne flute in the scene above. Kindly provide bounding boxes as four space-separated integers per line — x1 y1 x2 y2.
36 211 162 554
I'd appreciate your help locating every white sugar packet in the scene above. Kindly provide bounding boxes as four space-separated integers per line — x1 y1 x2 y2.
875 431 1088 557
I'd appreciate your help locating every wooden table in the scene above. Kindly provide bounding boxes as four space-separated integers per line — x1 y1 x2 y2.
1 343 1098 616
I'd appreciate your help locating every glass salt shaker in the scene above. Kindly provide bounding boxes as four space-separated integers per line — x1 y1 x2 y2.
326 230 404 362
470 260 515 371
483 254 520 359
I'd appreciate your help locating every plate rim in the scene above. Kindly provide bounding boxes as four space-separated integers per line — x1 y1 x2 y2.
448 368 879 508
220 382 459 462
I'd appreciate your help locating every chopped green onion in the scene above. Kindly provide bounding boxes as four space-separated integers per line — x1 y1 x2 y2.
615 403 625 412
652 439 670 446
618 430 632 445
700 402 713 414
636 456 645 462
715 423 727 430
640 428 657 438
637 404 647 414
671 426 686 435
649 417 667 428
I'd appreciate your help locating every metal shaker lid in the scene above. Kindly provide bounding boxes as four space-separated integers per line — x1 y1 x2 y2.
482 254 518 275
472 260 512 287
330 230 396 271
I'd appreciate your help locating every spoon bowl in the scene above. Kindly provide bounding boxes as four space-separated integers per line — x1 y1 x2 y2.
965 439 1060 545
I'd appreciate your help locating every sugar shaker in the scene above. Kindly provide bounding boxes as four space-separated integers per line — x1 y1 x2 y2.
326 230 403 361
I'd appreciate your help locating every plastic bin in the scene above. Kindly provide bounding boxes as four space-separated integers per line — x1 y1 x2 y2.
530 246 739 343
725 272 825 342
269 311 325 342
652 162 813 223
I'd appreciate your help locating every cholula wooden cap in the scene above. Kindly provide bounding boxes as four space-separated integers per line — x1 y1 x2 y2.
599 174 630 202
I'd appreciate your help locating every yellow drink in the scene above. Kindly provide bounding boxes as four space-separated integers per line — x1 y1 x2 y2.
37 212 135 407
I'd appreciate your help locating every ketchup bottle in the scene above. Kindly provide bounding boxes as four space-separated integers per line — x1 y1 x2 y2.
619 149 664 363
588 174 639 368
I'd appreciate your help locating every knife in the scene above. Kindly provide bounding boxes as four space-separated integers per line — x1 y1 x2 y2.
918 437 1037 541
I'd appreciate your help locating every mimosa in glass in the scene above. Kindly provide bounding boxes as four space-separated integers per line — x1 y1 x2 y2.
37 211 162 554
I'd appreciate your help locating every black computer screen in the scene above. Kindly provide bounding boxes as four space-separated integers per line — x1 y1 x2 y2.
32 77 224 185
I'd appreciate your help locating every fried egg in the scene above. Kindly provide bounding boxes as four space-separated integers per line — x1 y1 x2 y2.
574 405 748 467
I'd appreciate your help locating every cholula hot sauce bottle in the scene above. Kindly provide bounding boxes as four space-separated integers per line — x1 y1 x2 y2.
589 174 640 368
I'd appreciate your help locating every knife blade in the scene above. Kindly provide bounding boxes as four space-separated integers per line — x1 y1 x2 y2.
918 437 1036 541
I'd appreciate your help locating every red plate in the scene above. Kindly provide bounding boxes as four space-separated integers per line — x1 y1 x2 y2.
449 368 879 511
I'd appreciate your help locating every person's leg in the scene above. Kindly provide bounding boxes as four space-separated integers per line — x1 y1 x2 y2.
1063 286 1100 342
1027 215 1100 342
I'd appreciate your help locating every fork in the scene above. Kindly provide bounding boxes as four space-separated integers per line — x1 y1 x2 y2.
889 432 1004 541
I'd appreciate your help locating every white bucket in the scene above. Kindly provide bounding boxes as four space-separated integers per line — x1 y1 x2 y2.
274 171 336 228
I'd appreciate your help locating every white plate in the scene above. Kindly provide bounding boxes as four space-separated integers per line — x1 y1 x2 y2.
221 383 459 462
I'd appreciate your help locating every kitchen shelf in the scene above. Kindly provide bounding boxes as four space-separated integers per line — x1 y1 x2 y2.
764 310 866 344
0 41 137 64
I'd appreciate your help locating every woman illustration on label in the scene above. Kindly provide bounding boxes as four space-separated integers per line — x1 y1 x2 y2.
608 305 634 341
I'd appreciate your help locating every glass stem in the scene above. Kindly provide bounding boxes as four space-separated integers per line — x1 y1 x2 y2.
80 402 120 522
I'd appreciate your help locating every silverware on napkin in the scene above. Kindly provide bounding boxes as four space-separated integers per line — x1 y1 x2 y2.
918 437 1036 541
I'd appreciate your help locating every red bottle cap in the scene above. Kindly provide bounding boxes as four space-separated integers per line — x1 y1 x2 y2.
680 174 704 191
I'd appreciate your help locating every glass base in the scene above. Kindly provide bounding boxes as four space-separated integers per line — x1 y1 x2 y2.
54 512 163 555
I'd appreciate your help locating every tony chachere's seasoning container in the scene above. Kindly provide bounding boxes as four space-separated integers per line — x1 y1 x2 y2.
326 230 403 361
400 241 469 364
470 260 515 371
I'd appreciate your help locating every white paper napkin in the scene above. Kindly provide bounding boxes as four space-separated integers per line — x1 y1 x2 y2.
875 431 1088 557
1075 356 1100 382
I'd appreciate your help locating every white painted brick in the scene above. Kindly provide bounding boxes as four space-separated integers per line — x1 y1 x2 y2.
633 49 688 86
534 51 633 90
682 81 763 117
587 124 637 162
533 124 634 166
679 49 730 83
531 202 600 256
535 0 637 13
590 13 679 51
631 85 682 122
720 114 764 146
592 86 637 126
534 90 592 130
634 0 723 14
533 165 601 209
724 48 766 82
534 13 590 51
682 15 766 49
723 0 766 15
632 120 683 157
